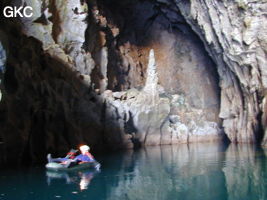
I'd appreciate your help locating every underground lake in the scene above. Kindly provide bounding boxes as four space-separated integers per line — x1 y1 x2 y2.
0 143 266 200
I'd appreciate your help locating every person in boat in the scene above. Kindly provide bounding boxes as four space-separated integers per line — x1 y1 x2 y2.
47 145 95 165
74 145 95 163
47 149 78 163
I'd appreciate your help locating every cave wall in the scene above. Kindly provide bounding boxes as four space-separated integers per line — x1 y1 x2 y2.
94 0 222 147
0 0 266 164
173 0 267 145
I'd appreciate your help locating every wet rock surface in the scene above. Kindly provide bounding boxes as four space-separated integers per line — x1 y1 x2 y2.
0 0 266 164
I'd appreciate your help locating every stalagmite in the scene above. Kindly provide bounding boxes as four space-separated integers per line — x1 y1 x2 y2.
143 49 159 105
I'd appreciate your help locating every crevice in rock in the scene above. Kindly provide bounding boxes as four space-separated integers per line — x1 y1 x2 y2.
255 110 264 145
48 0 62 43
3 64 18 94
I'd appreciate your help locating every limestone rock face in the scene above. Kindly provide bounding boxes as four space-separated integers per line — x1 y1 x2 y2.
172 0 267 145
101 47 221 148
0 0 267 164
102 52 171 147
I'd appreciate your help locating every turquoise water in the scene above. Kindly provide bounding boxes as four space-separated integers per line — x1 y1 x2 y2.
0 144 266 200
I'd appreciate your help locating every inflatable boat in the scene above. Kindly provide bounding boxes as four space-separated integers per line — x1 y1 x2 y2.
46 161 101 171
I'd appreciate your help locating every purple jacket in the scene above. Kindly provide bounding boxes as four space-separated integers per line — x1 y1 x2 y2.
75 153 94 162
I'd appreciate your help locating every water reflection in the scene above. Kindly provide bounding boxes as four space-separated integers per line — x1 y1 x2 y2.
46 170 97 190
104 144 229 200
223 145 267 200
102 144 267 200
0 143 266 200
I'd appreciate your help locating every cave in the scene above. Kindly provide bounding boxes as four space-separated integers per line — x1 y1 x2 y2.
0 0 266 166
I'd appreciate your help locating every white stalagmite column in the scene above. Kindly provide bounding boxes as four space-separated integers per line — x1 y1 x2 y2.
143 49 159 105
